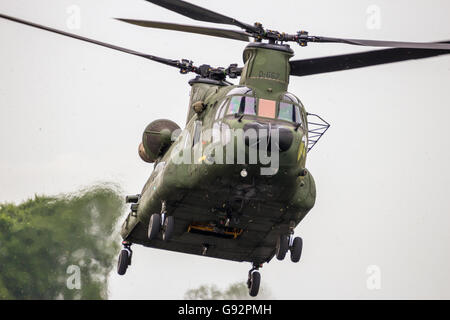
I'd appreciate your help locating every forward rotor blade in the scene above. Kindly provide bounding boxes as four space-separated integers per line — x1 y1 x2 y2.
310 36 450 50
289 43 450 77
0 13 181 69
144 0 257 33
116 18 250 42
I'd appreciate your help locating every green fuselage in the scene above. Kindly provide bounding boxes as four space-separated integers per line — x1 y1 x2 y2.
121 43 316 264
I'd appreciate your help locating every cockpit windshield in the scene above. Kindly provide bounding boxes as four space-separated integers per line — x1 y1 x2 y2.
215 88 303 126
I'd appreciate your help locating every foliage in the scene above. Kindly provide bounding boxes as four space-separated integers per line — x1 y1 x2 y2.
184 281 272 300
0 184 125 300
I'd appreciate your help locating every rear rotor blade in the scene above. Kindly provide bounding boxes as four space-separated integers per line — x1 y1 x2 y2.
116 18 250 42
144 0 257 33
0 13 181 69
289 43 450 77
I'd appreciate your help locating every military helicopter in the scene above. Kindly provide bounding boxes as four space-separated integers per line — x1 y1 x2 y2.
2 0 450 297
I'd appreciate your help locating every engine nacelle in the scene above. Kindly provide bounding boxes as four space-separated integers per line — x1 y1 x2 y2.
138 119 180 163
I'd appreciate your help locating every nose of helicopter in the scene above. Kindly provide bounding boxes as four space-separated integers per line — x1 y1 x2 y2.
242 122 294 152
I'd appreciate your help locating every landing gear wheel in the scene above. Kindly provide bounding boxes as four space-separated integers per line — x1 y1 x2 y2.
290 237 303 263
117 249 130 275
276 235 289 260
248 271 261 297
148 213 161 240
162 215 174 241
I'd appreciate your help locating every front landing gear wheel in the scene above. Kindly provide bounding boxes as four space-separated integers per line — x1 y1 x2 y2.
290 237 303 263
117 249 130 275
276 235 289 260
162 215 174 241
248 271 261 297
148 213 161 240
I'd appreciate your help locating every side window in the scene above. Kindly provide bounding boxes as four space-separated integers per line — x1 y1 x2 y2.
215 99 228 120
294 106 302 125
219 101 227 119
227 96 241 115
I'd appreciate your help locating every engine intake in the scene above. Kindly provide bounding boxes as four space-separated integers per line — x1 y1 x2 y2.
139 119 180 163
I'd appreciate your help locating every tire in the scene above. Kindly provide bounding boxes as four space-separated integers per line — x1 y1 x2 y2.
148 213 161 240
117 250 129 276
162 215 174 241
276 235 289 260
249 271 261 297
290 237 303 263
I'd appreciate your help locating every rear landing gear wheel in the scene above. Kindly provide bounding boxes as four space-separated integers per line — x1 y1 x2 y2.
148 213 161 240
248 270 261 297
290 237 303 263
276 235 289 260
162 215 174 241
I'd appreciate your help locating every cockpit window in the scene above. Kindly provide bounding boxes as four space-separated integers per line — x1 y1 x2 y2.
294 105 302 125
227 96 256 115
226 86 254 96
228 96 240 114
278 102 302 124
278 102 295 121
215 99 228 120
258 99 276 118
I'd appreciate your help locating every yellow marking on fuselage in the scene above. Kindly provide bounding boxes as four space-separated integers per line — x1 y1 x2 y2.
198 155 206 163
297 142 306 162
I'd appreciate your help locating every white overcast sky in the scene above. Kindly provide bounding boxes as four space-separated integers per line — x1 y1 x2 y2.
1 0 450 299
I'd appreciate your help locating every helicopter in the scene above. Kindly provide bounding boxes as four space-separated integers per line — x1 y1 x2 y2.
1 0 450 298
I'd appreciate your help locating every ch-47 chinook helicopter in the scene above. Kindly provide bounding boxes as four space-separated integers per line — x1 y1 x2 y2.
2 0 450 297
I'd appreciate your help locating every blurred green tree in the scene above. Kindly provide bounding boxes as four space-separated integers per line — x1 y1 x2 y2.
184 282 272 300
0 184 125 300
